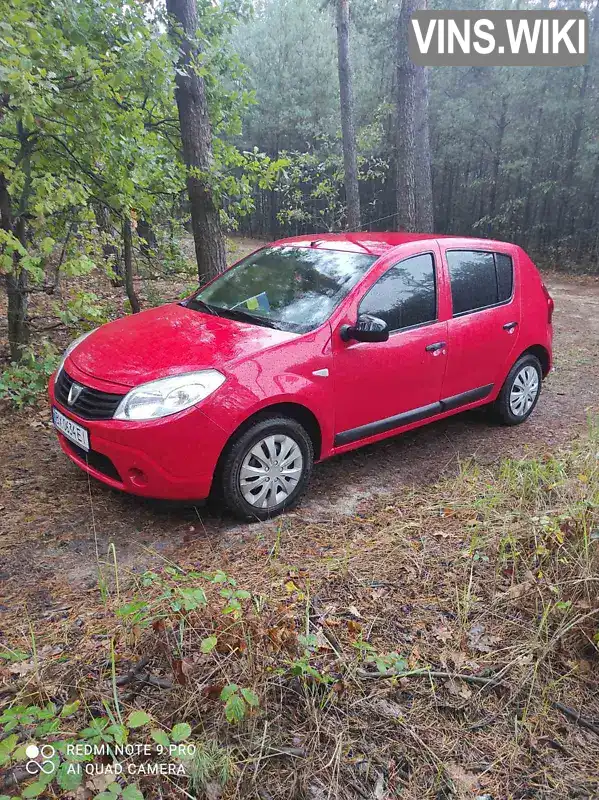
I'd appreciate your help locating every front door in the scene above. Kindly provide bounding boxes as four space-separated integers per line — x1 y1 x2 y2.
332 248 449 446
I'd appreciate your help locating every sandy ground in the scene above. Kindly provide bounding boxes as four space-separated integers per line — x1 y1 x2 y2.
1 271 598 610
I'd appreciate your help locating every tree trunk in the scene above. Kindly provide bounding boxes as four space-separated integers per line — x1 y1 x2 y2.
414 63 434 231
123 218 141 314
395 0 417 231
1 172 29 361
6 222 29 362
94 202 122 285
489 95 507 224
166 0 226 283
560 10 597 240
137 218 157 259
335 0 361 230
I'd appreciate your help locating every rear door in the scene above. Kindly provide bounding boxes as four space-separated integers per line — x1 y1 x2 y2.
440 246 521 404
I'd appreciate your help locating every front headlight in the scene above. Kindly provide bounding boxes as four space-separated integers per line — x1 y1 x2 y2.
56 329 96 380
113 370 225 421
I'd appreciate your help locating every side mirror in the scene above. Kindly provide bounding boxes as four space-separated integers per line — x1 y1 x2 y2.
340 314 389 343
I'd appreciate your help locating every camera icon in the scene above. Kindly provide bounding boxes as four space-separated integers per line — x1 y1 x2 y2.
25 744 56 775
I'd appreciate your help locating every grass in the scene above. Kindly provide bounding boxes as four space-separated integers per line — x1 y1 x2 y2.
1 420 598 799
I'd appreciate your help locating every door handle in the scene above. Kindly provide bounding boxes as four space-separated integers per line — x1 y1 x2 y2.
425 341 446 353
503 321 518 332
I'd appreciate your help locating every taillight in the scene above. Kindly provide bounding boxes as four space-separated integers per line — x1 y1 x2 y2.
542 283 554 324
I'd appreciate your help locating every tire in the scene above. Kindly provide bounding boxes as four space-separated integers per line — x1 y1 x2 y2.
492 354 542 426
220 416 314 521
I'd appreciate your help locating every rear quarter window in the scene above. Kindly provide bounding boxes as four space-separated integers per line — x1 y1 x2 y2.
495 253 514 302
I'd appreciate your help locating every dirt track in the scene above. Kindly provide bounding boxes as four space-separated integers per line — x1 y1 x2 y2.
1 271 598 608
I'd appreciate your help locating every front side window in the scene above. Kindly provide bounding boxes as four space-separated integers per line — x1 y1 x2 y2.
447 250 514 315
184 247 377 333
358 253 437 332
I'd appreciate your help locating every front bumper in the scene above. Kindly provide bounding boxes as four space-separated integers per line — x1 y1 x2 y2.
48 368 230 501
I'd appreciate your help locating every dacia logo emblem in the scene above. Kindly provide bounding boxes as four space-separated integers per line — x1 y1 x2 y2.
67 382 83 406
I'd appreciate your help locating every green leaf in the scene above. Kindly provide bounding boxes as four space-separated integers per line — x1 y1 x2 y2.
150 729 170 748
0 650 29 662
40 236 56 255
240 688 259 707
95 787 121 800
106 724 127 744
22 782 46 798
57 761 82 791
170 722 191 742
60 700 80 717
116 601 147 618
200 635 217 654
0 734 18 761
127 710 151 729
224 693 246 723
121 784 144 800
177 587 207 610
219 684 238 702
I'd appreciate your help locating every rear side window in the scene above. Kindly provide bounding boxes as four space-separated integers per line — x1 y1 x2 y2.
446 250 514 315
359 253 436 332
495 253 513 302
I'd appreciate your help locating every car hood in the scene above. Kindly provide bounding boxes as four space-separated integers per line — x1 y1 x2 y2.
69 304 298 388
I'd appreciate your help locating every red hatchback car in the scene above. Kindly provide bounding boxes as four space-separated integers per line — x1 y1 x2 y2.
49 233 553 520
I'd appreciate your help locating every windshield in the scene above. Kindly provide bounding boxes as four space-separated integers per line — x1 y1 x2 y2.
183 246 378 333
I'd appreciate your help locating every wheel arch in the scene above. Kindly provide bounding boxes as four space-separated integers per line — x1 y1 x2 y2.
216 401 323 470
518 344 551 377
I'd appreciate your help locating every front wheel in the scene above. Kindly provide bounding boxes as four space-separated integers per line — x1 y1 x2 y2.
220 416 314 521
492 354 542 425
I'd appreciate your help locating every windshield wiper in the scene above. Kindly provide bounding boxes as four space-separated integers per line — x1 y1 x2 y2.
182 297 219 316
214 306 280 330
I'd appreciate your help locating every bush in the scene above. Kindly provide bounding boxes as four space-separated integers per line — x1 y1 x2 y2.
0 344 59 408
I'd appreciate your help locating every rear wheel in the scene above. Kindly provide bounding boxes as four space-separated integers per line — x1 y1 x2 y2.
492 354 542 425
220 416 313 521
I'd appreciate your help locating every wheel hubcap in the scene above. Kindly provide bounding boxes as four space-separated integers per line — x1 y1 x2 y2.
509 365 539 416
239 434 303 509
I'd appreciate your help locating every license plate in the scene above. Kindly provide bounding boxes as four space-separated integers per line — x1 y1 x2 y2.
53 407 89 451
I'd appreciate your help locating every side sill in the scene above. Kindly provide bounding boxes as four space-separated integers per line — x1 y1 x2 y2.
333 384 494 447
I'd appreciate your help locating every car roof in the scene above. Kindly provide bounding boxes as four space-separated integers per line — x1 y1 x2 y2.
269 232 516 257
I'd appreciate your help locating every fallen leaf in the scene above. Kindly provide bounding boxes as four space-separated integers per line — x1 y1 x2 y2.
347 619 361 635
434 625 453 643
86 772 116 793
495 580 535 601
373 771 386 799
445 762 480 793
8 659 36 676
202 683 226 701
468 623 499 654
441 649 466 671
171 658 188 685
372 697 403 719
445 677 473 700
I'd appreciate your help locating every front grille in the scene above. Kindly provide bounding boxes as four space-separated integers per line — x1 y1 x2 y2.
55 370 123 420
65 440 122 483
